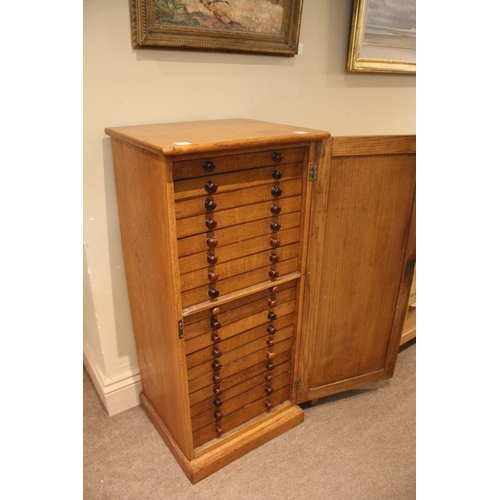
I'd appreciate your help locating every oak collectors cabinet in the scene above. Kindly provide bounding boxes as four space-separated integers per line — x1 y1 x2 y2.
105 120 416 483
106 119 331 483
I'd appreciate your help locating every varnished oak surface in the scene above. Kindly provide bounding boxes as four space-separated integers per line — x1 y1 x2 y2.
105 119 331 155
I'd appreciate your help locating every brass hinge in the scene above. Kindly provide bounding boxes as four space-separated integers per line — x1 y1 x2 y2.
178 320 184 339
309 163 318 181
294 379 302 390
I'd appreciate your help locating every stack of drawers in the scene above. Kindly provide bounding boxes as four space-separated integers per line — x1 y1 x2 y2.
173 147 305 448
106 119 331 482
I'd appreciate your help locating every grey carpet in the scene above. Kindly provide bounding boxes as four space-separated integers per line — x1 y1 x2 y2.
84 339 415 499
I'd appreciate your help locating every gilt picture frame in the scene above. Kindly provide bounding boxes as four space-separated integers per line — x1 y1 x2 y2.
347 0 416 74
130 0 304 57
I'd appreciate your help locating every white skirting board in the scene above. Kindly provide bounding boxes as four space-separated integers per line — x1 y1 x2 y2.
83 343 142 416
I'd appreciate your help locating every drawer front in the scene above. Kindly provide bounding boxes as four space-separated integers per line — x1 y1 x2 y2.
183 282 298 448
173 147 306 310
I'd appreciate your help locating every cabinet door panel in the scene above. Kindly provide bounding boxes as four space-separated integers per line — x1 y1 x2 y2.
298 140 416 403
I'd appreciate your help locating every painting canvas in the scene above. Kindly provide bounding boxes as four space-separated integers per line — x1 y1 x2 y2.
347 0 416 74
130 0 304 56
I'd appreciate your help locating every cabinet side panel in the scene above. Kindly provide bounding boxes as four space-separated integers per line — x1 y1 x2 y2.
111 139 193 457
300 151 416 398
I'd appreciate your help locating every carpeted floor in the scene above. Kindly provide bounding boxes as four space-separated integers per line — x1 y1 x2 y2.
83 339 415 500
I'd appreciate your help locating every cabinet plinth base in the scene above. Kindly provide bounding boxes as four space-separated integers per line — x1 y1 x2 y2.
140 392 304 484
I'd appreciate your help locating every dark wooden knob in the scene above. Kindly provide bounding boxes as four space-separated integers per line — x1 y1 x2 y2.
270 204 281 215
266 338 275 347
205 181 218 194
272 152 283 162
270 238 280 248
272 169 283 180
265 386 273 395
207 237 218 248
211 360 222 371
267 298 277 307
208 288 219 299
210 318 221 330
268 311 277 321
267 325 277 335
270 285 279 294
211 332 221 343
208 271 219 282
214 410 223 420
212 373 222 384
215 425 223 436
213 397 223 407
269 269 279 279
264 373 272 381
207 253 218 265
271 186 282 197
269 253 280 264
265 401 273 410
205 218 217 230
212 347 222 358
270 221 281 231
213 385 223 396
205 198 217 211
266 361 274 371
203 160 216 172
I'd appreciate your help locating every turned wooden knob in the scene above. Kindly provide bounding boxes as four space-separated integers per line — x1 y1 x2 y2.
269 269 279 279
207 253 218 265
208 271 219 282
208 288 219 299
268 312 277 321
214 410 223 420
213 397 223 407
265 386 273 395
270 285 279 294
266 337 275 346
215 425 223 436
272 169 283 180
212 347 222 358
265 400 273 410
212 373 222 383
203 160 216 172
213 386 223 396
210 318 221 330
266 361 274 371
205 180 218 194
211 332 221 343
267 298 277 307
272 152 283 162
205 218 217 230
269 253 280 264
271 186 282 197
270 204 281 215
205 198 217 211
211 360 222 371
264 373 272 381
206 237 218 248
270 238 280 248
266 351 275 359
270 221 281 231
211 306 221 315
267 325 277 335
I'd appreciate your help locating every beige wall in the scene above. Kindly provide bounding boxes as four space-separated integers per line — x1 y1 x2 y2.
83 0 416 414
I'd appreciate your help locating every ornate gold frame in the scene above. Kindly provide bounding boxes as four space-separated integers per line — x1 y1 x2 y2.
130 0 304 57
347 0 416 74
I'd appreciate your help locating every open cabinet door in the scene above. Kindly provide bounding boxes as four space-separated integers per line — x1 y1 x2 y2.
296 136 416 404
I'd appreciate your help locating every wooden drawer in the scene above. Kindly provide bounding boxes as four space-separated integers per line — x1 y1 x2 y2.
400 272 416 345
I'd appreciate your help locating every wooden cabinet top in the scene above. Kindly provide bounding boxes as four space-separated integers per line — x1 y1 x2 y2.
105 119 331 156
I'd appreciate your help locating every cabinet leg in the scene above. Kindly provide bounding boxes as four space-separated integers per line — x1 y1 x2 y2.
309 399 319 407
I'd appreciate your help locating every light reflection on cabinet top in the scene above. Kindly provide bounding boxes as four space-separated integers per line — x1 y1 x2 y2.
105 118 331 156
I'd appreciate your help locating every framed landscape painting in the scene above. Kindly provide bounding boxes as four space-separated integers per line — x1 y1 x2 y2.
347 0 416 74
130 0 304 56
